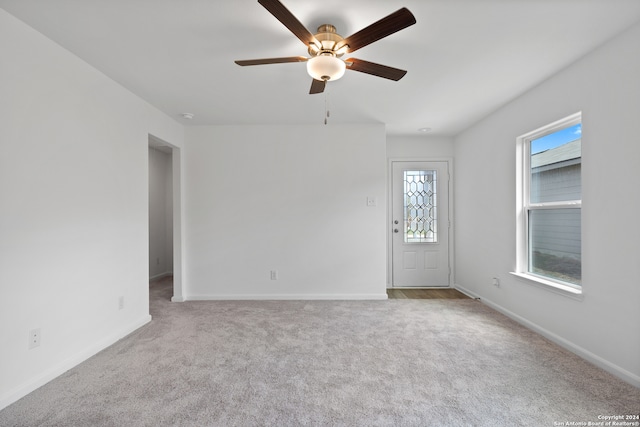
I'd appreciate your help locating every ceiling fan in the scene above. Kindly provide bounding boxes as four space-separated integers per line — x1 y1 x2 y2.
235 0 416 94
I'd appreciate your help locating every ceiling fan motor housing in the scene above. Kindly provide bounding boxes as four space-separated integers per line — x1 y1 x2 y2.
308 24 347 57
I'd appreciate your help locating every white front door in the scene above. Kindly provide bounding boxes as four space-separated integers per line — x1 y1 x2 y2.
391 161 450 287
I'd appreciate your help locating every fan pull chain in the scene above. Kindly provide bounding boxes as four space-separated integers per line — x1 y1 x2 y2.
324 91 330 125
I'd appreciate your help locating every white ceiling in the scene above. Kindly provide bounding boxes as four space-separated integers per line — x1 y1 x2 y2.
2 0 639 136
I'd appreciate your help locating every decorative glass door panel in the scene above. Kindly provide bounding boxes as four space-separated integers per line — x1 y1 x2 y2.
404 170 437 243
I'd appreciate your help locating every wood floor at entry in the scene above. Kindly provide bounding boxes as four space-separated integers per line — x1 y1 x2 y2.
387 288 469 299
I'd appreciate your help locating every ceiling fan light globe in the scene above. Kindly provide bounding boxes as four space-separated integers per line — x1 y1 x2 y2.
307 55 346 81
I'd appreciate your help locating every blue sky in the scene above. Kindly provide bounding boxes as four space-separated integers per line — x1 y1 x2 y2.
531 123 582 154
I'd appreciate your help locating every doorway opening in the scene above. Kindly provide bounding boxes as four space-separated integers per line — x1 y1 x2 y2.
148 135 183 301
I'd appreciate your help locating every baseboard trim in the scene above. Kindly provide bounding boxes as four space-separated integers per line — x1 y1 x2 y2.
186 293 389 301
453 284 481 299
0 314 152 411
454 284 640 388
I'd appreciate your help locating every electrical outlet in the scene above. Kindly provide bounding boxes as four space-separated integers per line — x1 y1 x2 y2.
118 296 125 310
366 196 377 207
29 328 41 349
270 270 278 280
492 277 500 287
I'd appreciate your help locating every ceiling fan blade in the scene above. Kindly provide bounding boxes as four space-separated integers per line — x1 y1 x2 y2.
346 58 407 81
337 8 416 54
235 56 308 66
309 79 326 94
258 0 321 49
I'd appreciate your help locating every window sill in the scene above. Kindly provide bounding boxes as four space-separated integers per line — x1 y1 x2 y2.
509 272 584 301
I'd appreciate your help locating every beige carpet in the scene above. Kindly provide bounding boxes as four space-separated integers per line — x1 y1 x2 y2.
1 276 638 426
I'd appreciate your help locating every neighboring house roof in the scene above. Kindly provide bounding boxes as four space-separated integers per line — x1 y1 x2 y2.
531 138 581 168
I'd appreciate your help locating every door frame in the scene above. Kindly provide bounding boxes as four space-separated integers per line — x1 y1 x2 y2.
387 158 455 288
148 134 185 302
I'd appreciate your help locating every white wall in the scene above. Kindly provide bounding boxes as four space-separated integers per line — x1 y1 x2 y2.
0 9 183 409
184 124 387 299
386 135 455 286
387 135 454 159
453 23 640 386
148 147 173 279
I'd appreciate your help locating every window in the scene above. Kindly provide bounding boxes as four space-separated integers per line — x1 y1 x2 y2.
404 170 437 243
514 113 582 294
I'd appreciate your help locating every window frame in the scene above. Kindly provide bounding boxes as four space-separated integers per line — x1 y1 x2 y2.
513 112 583 297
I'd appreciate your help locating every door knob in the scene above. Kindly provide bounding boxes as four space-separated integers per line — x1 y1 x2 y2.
394 229 399 233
